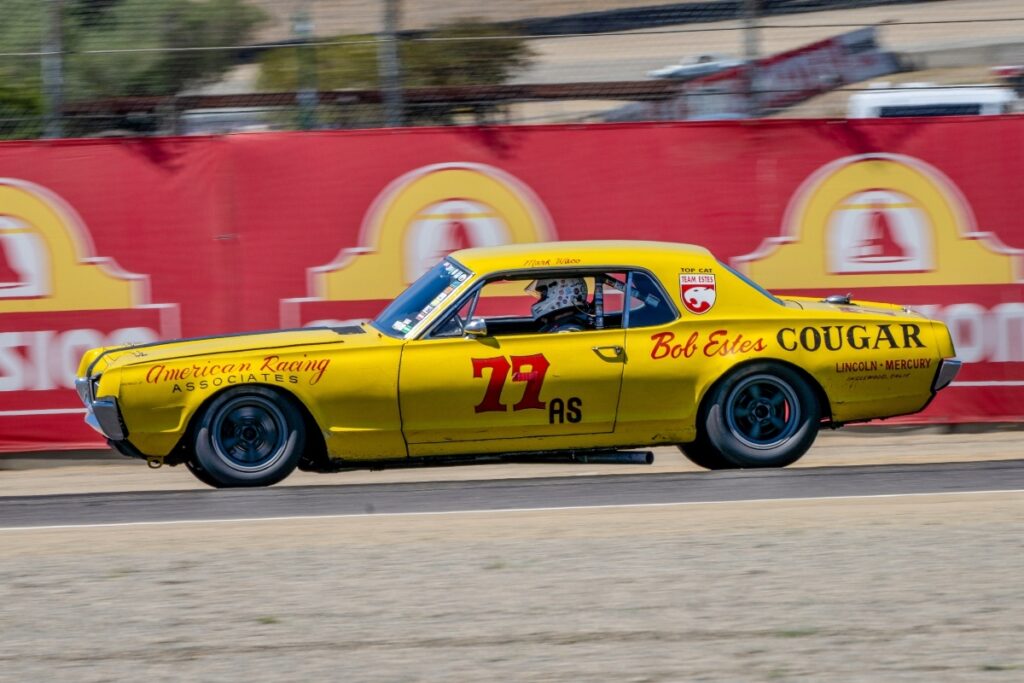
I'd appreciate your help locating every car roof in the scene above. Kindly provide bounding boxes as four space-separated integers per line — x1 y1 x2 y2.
449 240 714 274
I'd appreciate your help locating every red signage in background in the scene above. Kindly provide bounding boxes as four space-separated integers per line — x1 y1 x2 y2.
0 178 180 449
733 152 1023 422
683 27 900 119
279 161 554 329
0 118 1021 451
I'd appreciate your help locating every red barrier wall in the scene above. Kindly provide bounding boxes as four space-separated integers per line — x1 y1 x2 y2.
1 118 1021 450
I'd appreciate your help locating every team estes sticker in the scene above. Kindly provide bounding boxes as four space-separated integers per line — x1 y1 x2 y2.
680 274 716 314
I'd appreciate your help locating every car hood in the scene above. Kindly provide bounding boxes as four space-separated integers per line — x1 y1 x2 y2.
80 324 386 377
779 296 925 318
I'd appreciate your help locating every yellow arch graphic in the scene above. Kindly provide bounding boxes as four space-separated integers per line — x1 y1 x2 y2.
312 163 553 301
740 155 1022 288
0 180 146 313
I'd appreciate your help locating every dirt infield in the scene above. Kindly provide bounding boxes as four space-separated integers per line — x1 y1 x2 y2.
2 492 1023 681
2 427 1021 496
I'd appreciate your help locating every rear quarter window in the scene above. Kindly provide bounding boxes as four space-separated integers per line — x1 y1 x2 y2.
625 271 677 328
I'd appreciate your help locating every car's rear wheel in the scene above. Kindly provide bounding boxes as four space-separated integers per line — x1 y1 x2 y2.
700 363 820 468
190 386 306 488
679 437 735 470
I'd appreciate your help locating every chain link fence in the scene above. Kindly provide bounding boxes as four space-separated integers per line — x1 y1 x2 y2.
2 0 1023 139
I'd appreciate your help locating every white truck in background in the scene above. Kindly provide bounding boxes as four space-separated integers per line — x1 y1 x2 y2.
847 81 1019 118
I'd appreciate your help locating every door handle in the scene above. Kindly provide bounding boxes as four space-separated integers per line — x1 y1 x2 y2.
592 345 624 360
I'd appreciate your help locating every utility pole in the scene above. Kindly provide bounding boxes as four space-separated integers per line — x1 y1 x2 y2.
742 0 761 118
293 1 318 130
41 0 64 138
378 0 404 127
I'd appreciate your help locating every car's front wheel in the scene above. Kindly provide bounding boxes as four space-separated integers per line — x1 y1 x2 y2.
190 386 306 488
184 459 224 488
699 363 820 469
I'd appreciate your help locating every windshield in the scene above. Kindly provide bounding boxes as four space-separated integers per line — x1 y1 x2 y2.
371 258 474 338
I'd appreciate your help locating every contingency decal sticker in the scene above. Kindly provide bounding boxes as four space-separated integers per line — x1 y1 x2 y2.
680 273 716 314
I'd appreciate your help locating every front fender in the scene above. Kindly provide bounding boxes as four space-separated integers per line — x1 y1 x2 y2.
111 343 407 460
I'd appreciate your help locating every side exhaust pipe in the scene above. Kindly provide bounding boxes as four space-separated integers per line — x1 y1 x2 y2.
572 450 654 465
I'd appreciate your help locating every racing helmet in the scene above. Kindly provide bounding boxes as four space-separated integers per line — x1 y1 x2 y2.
528 278 588 319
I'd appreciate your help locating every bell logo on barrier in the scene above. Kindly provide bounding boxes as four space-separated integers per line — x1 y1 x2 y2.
0 215 49 298
734 153 1022 288
733 153 1024 370
0 179 179 400
281 162 554 327
405 200 510 282
828 191 933 274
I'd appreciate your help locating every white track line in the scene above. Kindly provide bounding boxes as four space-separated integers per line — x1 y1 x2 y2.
2 488 1023 532
0 408 87 416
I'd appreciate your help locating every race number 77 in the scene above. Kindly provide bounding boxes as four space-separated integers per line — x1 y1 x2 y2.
471 354 549 413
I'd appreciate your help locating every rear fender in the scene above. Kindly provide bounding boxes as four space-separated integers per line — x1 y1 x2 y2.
695 357 833 430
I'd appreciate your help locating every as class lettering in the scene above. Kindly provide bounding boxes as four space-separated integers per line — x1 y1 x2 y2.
549 397 583 424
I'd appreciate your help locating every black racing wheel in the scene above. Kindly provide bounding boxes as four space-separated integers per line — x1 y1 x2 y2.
698 363 820 469
190 386 306 488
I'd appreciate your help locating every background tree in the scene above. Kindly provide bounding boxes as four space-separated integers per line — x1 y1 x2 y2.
0 0 46 138
0 83 43 140
258 19 536 126
0 0 266 138
69 0 265 99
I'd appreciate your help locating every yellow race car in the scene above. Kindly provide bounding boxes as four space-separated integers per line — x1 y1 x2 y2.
76 241 960 487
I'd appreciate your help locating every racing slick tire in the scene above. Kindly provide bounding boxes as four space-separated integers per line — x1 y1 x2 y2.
678 439 736 470
184 459 226 488
700 363 820 469
191 386 306 488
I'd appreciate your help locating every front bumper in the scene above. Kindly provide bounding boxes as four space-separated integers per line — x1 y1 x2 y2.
75 377 128 441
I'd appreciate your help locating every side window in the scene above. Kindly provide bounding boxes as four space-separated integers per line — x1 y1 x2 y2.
471 279 536 319
625 272 677 328
430 272 628 338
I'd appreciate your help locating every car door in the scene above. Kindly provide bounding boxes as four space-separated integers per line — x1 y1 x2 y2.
616 270 695 439
398 273 627 446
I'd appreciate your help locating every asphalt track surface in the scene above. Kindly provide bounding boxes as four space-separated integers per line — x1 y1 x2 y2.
4 458 1023 529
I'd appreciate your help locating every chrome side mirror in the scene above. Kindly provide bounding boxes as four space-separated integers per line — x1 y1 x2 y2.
464 318 488 338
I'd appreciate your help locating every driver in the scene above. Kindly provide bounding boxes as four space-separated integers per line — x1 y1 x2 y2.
528 278 592 332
